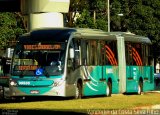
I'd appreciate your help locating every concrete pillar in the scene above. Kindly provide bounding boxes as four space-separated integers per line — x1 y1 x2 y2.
28 12 64 31
20 0 70 32
117 35 126 93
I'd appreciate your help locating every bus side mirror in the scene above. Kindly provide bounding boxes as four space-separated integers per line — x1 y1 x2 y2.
69 48 74 59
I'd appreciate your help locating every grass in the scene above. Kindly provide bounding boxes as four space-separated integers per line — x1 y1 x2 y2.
0 92 160 114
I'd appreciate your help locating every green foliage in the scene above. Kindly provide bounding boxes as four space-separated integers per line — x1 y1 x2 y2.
126 0 160 56
96 19 108 31
89 0 106 11
0 0 159 57
0 12 26 49
73 0 108 31
71 0 160 57
75 9 95 28
66 0 90 27
110 0 121 31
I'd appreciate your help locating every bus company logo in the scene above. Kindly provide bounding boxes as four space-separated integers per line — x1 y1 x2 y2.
18 81 30 85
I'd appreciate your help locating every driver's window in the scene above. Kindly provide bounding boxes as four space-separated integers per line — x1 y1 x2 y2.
73 39 80 68
67 38 81 70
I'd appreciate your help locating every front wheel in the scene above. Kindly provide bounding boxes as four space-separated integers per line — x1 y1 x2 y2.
106 81 112 97
75 83 82 99
0 86 4 100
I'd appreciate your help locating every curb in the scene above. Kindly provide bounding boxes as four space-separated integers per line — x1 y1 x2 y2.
145 90 160 93
134 104 160 109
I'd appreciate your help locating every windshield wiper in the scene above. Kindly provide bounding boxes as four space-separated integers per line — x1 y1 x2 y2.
19 69 27 78
42 67 50 78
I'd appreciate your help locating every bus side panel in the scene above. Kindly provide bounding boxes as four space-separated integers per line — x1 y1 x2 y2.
66 67 82 97
103 66 119 94
143 66 154 91
83 66 106 96
126 66 154 93
126 66 139 93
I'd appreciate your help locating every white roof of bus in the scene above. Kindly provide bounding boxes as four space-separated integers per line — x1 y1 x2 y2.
74 28 151 44
20 27 151 44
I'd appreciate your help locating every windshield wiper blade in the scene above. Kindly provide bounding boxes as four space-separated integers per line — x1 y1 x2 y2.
20 72 24 78
44 70 49 78
19 69 27 78
42 67 50 78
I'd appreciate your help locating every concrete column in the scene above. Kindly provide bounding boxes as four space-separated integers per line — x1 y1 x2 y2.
28 12 64 31
117 35 126 93
20 0 70 32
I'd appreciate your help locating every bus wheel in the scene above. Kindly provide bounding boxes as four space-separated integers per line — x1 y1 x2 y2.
137 82 143 95
75 83 82 99
0 86 4 100
106 81 112 97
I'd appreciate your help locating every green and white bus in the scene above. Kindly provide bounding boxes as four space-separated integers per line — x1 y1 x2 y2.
0 28 154 99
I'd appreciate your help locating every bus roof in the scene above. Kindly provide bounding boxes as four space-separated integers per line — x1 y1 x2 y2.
19 28 76 42
19 28 151 44
74 28 151 44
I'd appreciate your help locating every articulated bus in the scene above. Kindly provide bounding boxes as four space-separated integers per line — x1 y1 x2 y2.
0 28 154 99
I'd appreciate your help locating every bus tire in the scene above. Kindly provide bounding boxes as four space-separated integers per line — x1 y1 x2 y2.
106 81 112 97
75 83 82 99
137 81 143 95
0 86 4 100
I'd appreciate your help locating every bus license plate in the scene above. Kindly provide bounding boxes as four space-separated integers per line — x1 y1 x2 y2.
30 90 39 94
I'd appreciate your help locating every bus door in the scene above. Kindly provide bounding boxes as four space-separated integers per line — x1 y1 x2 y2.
102 41 119 94
126 43 143 92
81 40 105 96
66 38 81 96
142 45 154 91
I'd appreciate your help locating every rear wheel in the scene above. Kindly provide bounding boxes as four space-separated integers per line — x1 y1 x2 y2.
137 82 143 95
75 83 82 99
106 81 112 97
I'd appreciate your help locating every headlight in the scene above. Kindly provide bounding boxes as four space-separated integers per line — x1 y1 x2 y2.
10 81 17 86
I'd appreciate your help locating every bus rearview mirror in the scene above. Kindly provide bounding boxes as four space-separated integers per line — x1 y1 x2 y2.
69 48 74 59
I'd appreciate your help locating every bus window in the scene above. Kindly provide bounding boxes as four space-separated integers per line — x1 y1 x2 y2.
125 43 142 66
125 43 133 65
97 41 102 65
12 43 66 76
67 38 81 70
142 44 149 66
81 40 87 65
133 43 142 66
100 41 106 65
73 38 81 68
88 40 98 66
105 41 118 65
148 45 154 66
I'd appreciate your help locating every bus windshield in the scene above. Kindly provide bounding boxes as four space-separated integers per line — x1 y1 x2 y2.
11 43 66 76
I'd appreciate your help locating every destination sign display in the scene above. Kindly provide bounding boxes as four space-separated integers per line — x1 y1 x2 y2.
24 44 61 50
15 65 38 71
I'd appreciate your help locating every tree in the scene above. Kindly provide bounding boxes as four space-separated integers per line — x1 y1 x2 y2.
75 9 95 28
66 0 89 27
126 0 160 57
70 0 108 31
110 0 122 31
0 12 26 49
70 0 160 63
